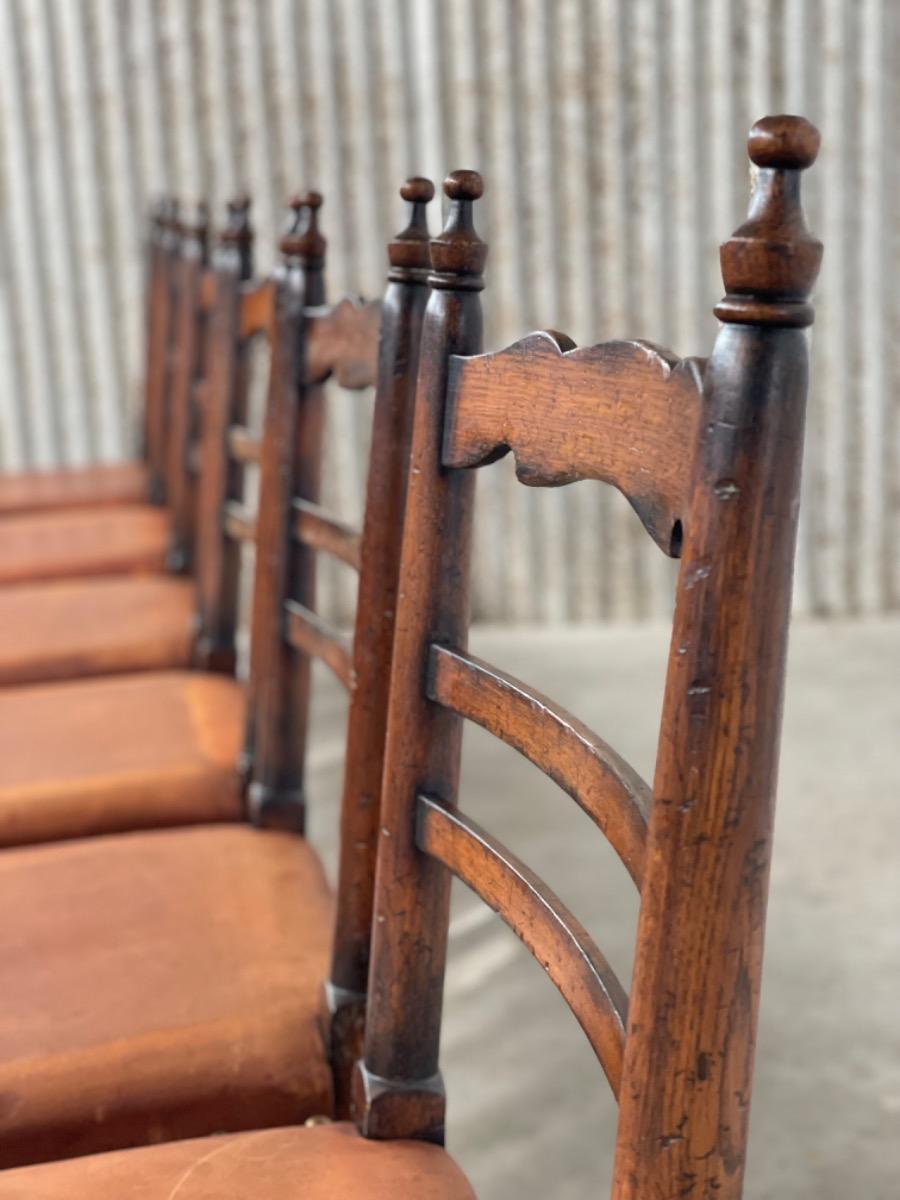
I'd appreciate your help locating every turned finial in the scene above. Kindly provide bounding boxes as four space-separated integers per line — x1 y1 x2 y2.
217 194 253 279
715 115 822 328
280 190 326 266
429 170 487 291
388 177 434 281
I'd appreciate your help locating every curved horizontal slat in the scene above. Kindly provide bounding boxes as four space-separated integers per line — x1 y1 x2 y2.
284 599 354 689
416 795 627 1096
443 331 705 555
222 500 256 542
240 279 273 338
305 297 381 389
227 424 261 464
292 498 361 569
427 645 649 888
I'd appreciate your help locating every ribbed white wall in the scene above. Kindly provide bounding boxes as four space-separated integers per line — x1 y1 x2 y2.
1 0 897 621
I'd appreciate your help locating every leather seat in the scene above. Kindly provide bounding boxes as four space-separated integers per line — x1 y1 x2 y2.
0 575 195 686
0 826 335 1168
0 1124 476 1198
0 504 170 585
0 672 245 846
0 462 148 517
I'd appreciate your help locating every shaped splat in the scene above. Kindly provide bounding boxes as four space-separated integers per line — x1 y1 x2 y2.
443 331 705 555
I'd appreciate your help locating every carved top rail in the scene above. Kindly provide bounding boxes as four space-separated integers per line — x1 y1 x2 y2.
305 297 382 390
443 333 705 555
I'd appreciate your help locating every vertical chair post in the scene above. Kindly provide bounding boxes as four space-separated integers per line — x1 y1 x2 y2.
325 178 435 1108
193 196 254 672
353 171 487 1145
142 198 167 501
165 200 209 572
145 198 180 503
612 117 822 1199
245 193 326 829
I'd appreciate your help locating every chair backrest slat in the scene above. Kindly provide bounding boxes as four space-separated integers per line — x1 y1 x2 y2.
354 117 822 1197
444 333 705 555
284 600 353 689
425 644 650 888
415 794 629 1095
292 498 361 569
305 296 382 389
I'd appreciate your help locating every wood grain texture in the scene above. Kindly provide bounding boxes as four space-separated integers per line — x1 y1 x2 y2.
611 115 822 1200
354 172 486 1145
416 795 628 1094
426 644 649 888
327 178 434 1113
444 332 704 555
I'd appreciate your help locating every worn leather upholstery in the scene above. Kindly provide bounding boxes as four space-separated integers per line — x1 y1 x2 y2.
0 576 195 686
0 1124 476 1198
0 505 170 585
0 826 335 1167
0 672 245 846
0 462 148 517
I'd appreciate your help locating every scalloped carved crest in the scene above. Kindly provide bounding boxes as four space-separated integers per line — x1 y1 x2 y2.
443 331 705 555
305 297 382 390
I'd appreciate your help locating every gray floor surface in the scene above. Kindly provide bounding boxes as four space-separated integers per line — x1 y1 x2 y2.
306 616 900 1200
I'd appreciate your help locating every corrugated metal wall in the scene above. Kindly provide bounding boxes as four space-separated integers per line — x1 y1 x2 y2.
1 0 898 621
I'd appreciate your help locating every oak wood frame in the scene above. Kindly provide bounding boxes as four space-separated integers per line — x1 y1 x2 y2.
353 118 822 1200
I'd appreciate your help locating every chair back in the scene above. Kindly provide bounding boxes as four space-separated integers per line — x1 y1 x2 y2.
242 182 434 1098
353 116 822 1200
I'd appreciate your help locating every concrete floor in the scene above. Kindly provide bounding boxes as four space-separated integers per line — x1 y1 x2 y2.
306 616 900 1200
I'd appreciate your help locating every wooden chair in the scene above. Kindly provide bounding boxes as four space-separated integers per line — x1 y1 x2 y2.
0 177 433 1169
0 189 382 847
0 199 177 519
0 201 254 687
0 202 195 585
0 115 820 1200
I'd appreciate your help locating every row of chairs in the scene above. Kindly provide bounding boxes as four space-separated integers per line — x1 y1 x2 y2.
0 114 821 1197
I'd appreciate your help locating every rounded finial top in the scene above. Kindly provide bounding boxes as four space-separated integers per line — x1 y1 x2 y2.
443 170 483 202
389 177 434 278
748 115 820 171
715 113 822 328
400 177 435 204
428 169 487 289
280 190 326 264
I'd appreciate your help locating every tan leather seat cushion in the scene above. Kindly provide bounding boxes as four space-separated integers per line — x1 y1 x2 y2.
0 576 194 686
0 462 148 517
0 1124 476 1198
0 504 170 585
0 826 334 1167
0 672 245 846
